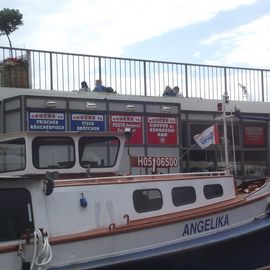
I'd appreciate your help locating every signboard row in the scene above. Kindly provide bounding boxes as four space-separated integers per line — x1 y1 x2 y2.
27 112 264 146
28 111 178 145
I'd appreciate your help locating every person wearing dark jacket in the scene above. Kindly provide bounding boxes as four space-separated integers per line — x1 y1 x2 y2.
163 85 179 96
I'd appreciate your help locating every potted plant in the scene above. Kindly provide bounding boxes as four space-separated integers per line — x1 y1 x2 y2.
0 8 28 88
0 56 29 88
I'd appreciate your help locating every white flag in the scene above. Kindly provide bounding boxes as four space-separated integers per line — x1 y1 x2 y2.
193 125 219 149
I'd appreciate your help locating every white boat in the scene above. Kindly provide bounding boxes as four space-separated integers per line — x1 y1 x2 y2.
1 128 270 270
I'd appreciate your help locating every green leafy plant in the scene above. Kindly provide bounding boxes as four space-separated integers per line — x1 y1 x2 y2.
0 8 23 48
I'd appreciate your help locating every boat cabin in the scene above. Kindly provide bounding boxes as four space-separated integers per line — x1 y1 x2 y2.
0 131 126 177
0 131 240 243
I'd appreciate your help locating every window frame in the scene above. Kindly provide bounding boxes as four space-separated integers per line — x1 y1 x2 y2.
0 138 26 172
203 184 223 200
133 188 163 213
171 186 196 206
32 136 75 169
79 136 120 168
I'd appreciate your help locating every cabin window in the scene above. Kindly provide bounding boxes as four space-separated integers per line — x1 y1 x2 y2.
133 189 163 213
32 137 75 169
0 188 34 241
79 136 120 168
244 150 267 177
0 138 26 172
204 184 223 199
172 186 196 206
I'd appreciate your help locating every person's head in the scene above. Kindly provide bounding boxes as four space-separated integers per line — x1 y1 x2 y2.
95 79 102 85
173 86 179 94
81 81 88 88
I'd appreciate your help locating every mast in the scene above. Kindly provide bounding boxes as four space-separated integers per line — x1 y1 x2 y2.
222 93 230 171
223 95 229 168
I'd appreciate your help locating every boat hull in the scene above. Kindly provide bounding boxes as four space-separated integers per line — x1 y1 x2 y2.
100 223 270 270
38 197 270 269
48 215 270 270
1 179 270 270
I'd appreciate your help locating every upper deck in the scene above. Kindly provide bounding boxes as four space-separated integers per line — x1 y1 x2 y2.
1 46 270 103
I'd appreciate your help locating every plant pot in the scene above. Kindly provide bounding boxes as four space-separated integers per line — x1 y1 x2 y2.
0 65 29 88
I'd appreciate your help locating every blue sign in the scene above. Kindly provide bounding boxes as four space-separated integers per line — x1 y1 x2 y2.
70 113 105 132
28 112 66 131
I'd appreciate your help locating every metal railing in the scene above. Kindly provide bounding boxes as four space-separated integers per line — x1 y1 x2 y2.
1 46 270 102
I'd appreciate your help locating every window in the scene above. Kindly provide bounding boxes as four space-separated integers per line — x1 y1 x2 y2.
218 124 240 146
0 188 34 241
172 186 196 206
204 184 223 199
79 136 120 168
227 125 240 146
133 189 162 213
181 120 187 147
189 150 216 172
244 150 267 177
0 138 26 172
32 137 75 169
218 150 242 176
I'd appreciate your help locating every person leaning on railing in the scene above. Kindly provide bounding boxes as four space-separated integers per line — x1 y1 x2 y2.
163 85 182 97
93 79 114 93
79 81 91 91
93 79 107 92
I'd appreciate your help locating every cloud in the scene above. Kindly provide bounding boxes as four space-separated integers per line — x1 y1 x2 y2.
200 12 270 68
1 0 259 57
193 51 201 58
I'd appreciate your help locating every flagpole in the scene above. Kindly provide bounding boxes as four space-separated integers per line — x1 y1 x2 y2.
179 143 197 160
223 94 229 170
230 111 237 174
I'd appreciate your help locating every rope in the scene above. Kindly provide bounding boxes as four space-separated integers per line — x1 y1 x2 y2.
31 229 52 270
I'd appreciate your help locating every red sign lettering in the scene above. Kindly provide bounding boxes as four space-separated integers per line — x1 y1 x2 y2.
109 114 143 144
147 116 178 145
244 126 265 146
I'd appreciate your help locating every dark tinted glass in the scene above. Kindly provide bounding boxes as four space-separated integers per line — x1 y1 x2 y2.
204 184 223 199
172 186 196 206
133 189 162 213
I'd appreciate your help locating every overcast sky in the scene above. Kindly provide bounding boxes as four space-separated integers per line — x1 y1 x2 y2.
1 0 270 69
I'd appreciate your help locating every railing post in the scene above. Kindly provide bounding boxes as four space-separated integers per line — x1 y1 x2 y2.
143 61 147 96
49 52 53 90
224 67 228 97
184 64 188 98
98 57 102 81
26 50 32 89
261 70 265 102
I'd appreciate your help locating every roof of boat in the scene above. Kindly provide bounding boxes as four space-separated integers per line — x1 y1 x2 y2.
0 131 126 140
